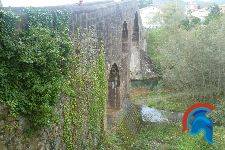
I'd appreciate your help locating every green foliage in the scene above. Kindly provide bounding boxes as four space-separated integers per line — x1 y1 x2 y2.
180 17 201 30
131 123 179 149
132 123 225 149
160 1 185 27
0 9 108 148
205 4 222 24
177 129 225 150
147 2 225 97
0 8 111 150
102 131 123 150
210 99 225 126
130 79 158 89
88 43 107 149
147 27 169 76
62 29 108 149
143 89 219 112
110 104 142 149
143 2 225 149
147 2 186 76
158 16 225 96
192 17 201 25
129 87 225 148
0 9 72 129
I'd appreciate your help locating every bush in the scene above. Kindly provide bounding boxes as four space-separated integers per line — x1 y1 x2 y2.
158 16 225 97
210 99 225 126
0 9 72 129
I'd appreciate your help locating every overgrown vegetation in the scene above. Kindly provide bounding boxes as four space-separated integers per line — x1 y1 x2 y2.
128 88 225 149
63 38 107 149
0 9 108 149
0 9 72 129
132 1 225 149
132 123 225 150
147 2 225 97
142 90 219 112
2 1 225 149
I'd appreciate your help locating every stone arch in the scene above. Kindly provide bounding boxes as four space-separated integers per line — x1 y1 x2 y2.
108 63 120 109
122 20 128 40
130 11 141 79
132 11 139 42
122 20 129 52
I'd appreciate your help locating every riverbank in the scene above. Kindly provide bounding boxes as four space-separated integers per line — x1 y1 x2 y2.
127 87 225 149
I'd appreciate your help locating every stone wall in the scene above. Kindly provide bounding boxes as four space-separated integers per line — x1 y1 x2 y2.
2 0 155 115
129 13 156 80
0 0 154 148
0 95 67 149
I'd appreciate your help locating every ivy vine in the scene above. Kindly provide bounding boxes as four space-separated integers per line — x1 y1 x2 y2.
0 9 72 129
63 28 107 149
0 8 108 149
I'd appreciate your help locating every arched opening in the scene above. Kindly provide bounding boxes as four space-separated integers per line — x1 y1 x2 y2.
108 63 120 109
130 11 141 79
122 21 128 40
122 20 129 52
132 11 139 42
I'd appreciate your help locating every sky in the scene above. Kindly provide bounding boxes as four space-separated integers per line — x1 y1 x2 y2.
1 0 122 7
1 0 219 7
183 0 211 1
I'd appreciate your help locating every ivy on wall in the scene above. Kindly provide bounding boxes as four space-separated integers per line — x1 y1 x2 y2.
88 42 107 148
0 8 108 149
0 9 72 129
63 28 107 149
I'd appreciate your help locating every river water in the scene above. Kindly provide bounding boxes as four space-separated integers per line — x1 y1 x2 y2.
140 105 184 123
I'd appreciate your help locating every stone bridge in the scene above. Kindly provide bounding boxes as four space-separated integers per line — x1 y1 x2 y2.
55 0 154 126
1 0 154 128
0 0 154 149
68 0 145 126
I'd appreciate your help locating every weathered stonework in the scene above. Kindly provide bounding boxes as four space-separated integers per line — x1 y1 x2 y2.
0 0 155 149
0 95 67 150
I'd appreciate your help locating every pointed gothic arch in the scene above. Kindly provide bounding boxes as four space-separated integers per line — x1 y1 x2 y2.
108 63 120 109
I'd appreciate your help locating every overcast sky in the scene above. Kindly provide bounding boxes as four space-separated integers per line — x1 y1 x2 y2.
1 0 214 7
1 0 121 7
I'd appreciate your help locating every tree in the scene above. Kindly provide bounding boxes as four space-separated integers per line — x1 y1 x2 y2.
180 17 201 30
147 1 225 97
204 4 222 24
191 17 201 25
158 16 225 96
147 1 186 75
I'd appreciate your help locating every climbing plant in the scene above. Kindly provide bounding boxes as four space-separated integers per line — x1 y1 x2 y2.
0 9 72 129
88 42 107 148
63 28 107 149
0 8 108 149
